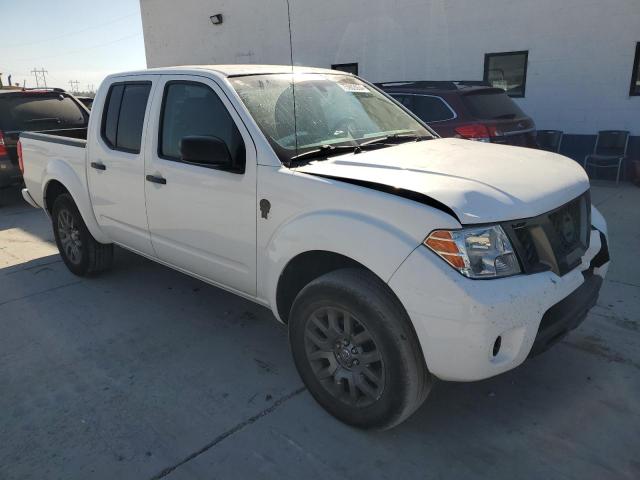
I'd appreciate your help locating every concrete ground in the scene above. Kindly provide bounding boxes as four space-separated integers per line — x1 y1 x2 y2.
0 183 638 480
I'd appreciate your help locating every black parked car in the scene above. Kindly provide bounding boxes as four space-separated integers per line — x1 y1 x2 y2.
377 81 537 147
0 88 89 188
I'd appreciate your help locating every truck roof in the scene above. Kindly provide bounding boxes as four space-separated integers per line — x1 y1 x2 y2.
109 64 343 79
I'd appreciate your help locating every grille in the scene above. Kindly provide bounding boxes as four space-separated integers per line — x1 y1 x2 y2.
512 224 540 267
503 192 591 276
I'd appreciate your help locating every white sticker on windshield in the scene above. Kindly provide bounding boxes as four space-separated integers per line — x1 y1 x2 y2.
338 82 370 93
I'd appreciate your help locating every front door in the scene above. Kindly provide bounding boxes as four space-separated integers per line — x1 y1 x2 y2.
88 76 156 255
144 76 257 295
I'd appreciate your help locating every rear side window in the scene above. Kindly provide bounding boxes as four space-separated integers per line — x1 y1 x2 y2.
101 82 151 153
391 94 412 107
0 93 88 131
462 90 526 120
103 85 124 146
392 94 455 123
159 81 245 166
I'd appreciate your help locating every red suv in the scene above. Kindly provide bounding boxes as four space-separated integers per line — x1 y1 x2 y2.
377 81 537 147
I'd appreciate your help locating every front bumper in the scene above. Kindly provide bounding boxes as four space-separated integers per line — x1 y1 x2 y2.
389 227 609 382
528 269 602 357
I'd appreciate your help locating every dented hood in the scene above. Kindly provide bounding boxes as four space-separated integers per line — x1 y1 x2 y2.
296 138 590 224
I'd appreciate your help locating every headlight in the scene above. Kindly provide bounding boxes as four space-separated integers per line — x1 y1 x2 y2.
424 225 521 279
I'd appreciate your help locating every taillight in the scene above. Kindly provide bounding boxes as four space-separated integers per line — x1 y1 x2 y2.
17 139 24 175
454 124 501 142
0 130 7 157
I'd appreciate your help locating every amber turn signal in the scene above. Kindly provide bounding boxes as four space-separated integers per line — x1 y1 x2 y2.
424 230 466 269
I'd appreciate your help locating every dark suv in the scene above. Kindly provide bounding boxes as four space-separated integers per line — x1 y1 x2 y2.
377 81 537 147
0 88 89 188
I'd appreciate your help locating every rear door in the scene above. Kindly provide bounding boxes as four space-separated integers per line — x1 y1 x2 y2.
87 76 156 255
143 75 257 295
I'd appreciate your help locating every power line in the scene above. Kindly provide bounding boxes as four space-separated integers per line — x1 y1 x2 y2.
14 32 143 63
4 12 139 48
68 80 80 93
30 67 48 88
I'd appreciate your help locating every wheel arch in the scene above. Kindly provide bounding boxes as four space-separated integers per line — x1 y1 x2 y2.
276 250 364 323
43 179 69 213
42 160 110 244
274 250 418 339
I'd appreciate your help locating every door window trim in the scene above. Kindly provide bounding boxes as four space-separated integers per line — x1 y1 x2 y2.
100 81 152 154
157 79 246 173
390 93 457 123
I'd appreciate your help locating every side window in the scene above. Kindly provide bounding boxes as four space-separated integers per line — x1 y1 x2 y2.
391 94 413 108
411 96 455 123
116 85 151 152
100 82 151 153
103 85 124 147
159 82 245 169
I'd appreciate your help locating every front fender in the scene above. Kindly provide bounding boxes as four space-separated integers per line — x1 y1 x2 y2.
262 209 424 319
43 159 110 244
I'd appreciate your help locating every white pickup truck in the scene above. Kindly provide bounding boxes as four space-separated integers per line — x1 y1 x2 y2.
19 65 610 430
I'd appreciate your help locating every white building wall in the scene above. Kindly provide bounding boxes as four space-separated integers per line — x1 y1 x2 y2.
140 0 640 135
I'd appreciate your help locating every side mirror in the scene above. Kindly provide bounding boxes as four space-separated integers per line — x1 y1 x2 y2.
180 136 232 168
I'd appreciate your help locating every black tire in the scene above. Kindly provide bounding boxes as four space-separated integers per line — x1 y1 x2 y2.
52 193 113 276
289 268 432 430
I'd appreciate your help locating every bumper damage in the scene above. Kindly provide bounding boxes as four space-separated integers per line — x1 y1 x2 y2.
389 226 610 382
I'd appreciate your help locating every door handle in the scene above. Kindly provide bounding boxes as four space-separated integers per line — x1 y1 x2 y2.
90 162 106 171
146 174 167 185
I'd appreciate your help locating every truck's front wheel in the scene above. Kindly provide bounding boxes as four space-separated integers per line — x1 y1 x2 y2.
52 193 113 276
289 268 432 430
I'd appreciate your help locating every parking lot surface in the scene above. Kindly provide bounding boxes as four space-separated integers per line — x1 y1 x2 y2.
1 184 638 480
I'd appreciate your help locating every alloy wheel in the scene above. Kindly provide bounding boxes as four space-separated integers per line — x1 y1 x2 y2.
57 209 83 265
304 306 385 407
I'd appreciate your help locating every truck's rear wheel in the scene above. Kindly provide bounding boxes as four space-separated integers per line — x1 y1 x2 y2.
289 268 432 430
52 193 113 276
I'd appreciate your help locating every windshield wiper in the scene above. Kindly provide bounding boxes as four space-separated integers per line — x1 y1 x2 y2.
289 133 431 164
289 144 362 163
358 133 430 148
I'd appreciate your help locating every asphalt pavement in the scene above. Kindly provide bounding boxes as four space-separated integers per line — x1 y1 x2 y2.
0 183 638 480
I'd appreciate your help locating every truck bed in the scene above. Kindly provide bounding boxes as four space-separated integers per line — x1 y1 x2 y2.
20 128 89 210
20 127 88 148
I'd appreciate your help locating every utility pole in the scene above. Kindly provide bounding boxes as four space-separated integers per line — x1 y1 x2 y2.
68 80 80 94
87 84 95 93
30 67 48 88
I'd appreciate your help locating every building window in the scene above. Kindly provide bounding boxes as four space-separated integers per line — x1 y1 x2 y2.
630 43 640 96
331 63 358 75
484 51 528 98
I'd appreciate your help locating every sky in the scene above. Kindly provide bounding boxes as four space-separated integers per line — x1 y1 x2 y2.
0 0 146 93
